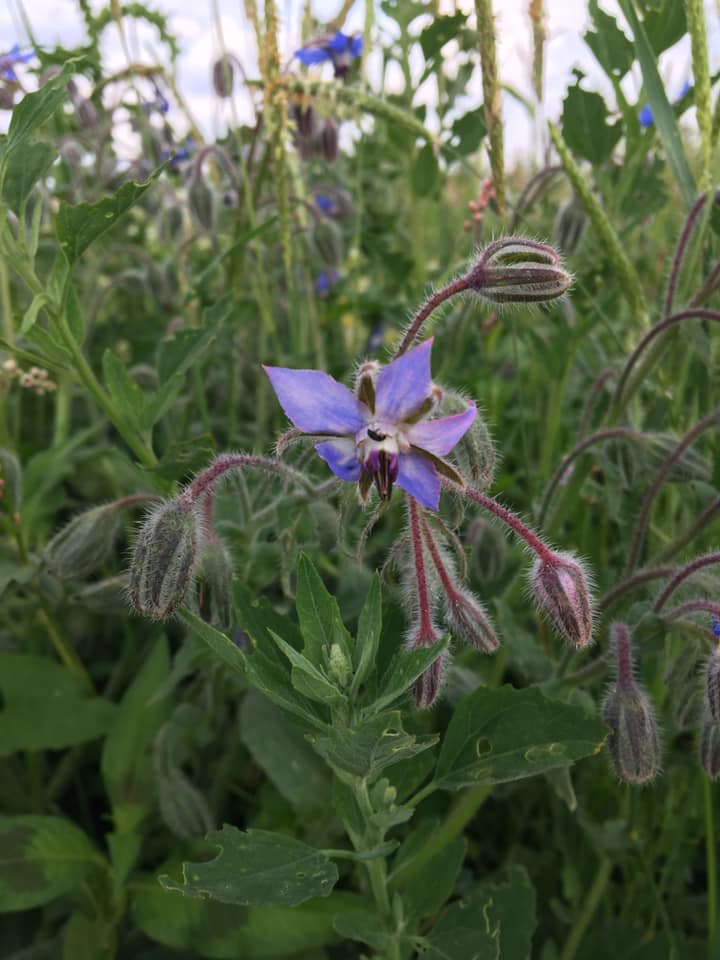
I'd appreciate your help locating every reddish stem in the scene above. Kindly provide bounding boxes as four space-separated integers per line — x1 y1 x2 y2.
662 599 720 622
663 193 707 319
180 453 310 505
612 622 634 689
655 495 720 563
421 515 461 602
653 552 720 612
599 566 676 612
392 277 471 359
407 496 435 636
577 368 616 439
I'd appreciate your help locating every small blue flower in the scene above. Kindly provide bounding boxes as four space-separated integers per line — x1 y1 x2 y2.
713 618 720 639
0 44 35 82
315 268 340 295
263 338 476 510
314 192 334 214
295 30 362 78
639 80 693 128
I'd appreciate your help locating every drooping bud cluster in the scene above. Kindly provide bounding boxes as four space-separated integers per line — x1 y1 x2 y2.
2 358 56 395
601 623 662 785
464 237 573 305
529 550 594 649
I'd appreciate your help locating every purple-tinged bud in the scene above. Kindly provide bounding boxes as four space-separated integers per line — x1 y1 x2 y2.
405 624 446 710
321 119 339 164
128 499 198 620
706 649 720 722
212 55 235 98
529 549 594 648
188 172 216 232
601 623 662 785
700 719 720 780
195 538 233 631
465 237 573 304
443 585 499 654
44 504 123 580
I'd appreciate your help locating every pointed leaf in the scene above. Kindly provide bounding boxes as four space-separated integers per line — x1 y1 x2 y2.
4 62 78 155
296 553 353 664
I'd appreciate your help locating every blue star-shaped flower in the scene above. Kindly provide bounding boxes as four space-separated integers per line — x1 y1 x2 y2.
264 339 476 510
295 30 362 78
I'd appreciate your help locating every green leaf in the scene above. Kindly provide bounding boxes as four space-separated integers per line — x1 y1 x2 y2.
333 909 387 951
639 0 687 54
367 637 448 716
450 107 487 156
101 638 171 826
434 685 607 790
160 826 339 907
56 171 162 264
63 910 116 960
0 816 104 912
412 142 439 196
308 713 438 780
585 0 635 78
397 832 466 920
474 867 537 959
240 690 329 810
102 349 145 428
143 296 230 427
618 0 696 208
352 573 382 692
4 62 78 156
295 553 353 664
0 654 116 756
178 608 246 676
131 875 361 958
419 12 466 59
2 141 56 213
561 85 621 165
20 293 54 335
270 630 345 706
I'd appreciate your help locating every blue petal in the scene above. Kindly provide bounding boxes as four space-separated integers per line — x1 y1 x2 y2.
350 35 363 57
295 47 330 65
406 403 476 457
396 452 440 509
315 193 333 212
639 104 654 128
327 31 350 53
263 365 367 435
315 439 361 481
375 339 433 423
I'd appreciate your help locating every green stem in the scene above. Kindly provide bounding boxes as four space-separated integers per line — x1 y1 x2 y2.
560 858 612 960
37 606 94 692
705 778 717 959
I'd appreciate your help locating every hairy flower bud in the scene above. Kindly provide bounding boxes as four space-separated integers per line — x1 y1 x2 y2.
321 119 339 163
529 550 593 648
327 642 352 689
44 504 122 579
212 55 235 98
441 391 496 488
195 538 233 631
706 649 720 722
188 172 216 232
444 585 499 654
602 623 661 785
129 499 198 620
700 719 720 780
465 237 572 304
405 624 447 709
311 218 343 266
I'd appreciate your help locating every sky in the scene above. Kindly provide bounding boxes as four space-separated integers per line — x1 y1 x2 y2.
1 0 718 162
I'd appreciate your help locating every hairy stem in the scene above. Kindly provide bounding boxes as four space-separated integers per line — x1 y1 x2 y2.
653 552 720 612
392 276 470 359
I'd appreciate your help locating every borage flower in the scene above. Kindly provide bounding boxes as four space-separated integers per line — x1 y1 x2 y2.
295 30 363 78
263 339 475 510
0 44 34 82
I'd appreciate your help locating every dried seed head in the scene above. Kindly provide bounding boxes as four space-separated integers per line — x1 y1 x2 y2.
706 649 720 722
465 237 573 304
444 585 499 654
601 623 661 785
529 549 594 648
44 504 122 580
700 719 720 780
128 499 198 620
212 55 235 98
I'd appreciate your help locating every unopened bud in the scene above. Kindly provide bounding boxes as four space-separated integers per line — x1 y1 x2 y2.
706 649 720 722
44 504 122 579
188 172 216 232
311 218 343 265
327 643 351 689
76 98 98 129
405 624 446 709
73 574 130 614
700 719 720 780
601 623 661 785
441 391 495 488
465 237 572 304
321 119 338 163
129 499 198 620
212 55 235 98
195 538 233 631
444 585 499 654
529 550 594 648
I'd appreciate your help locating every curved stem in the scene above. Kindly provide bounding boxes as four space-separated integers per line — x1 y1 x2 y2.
599 566 676 612
560 858 612 960
392 277 470 359
450 480 553 561
613 309 720 411
577 368 616 439
654 496 720 563
663 193 708 319
653 552 720 612
705 778 717 960
625 411 719 575
539 427 641 526
181 452 314 505
661 599 720 622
